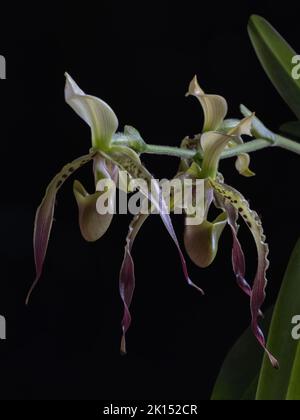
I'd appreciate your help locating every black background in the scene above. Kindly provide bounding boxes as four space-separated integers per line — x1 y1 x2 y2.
0 0 300 400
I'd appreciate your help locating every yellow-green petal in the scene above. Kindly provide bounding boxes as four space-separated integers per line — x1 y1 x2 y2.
235 153 255 177
227 115 255 177
184 212 227 268
73 180 115 242
200 132 233 178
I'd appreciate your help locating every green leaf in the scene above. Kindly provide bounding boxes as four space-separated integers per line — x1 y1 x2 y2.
248 15 300 119
280 121 300 140
256 239 300 400
241 375 260 401
286 343 300 399
211 308 273 400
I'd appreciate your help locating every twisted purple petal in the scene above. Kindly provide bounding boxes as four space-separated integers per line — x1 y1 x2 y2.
119 214 149 354
27 152 95 304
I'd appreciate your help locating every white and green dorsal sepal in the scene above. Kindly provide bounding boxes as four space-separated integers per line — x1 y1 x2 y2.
65 73 119 151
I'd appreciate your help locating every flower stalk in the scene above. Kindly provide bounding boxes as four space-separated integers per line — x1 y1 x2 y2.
118 134 300 161
113 103 300 160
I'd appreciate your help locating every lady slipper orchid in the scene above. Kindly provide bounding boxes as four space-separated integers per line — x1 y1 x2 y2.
28 72 279 367
28 73 202 355
182 76 278 368
186 75 255 177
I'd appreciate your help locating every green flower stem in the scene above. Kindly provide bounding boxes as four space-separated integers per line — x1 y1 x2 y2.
221 139 272 159
142 135 300 160
143 144 196 159
113 134 300 159
275 135 300 155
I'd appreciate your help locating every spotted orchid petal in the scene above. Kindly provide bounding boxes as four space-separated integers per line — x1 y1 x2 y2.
101 147 204 352
184 213 227 268
186 75 228 132
119 167 203 354
93 154 119 183
209 178 279 368
27 152 96 304
101 147 204 295
119 213 149 354
65 73 118 150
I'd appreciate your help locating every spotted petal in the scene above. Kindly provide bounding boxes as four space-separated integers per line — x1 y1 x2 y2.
186 75 228 132
101 147 204 295
27 152 96 304
65 73 118 150
209 178 278 368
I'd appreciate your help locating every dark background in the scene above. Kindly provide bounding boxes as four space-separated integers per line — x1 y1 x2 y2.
0 0 300 400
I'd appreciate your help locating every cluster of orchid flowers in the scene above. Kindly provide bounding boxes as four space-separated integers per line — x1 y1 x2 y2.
27 73 278 368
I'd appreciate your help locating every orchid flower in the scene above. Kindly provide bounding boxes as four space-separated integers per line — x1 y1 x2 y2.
182 76 278 368
186 75 255 177
28 73 202 354
28 72 279 367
